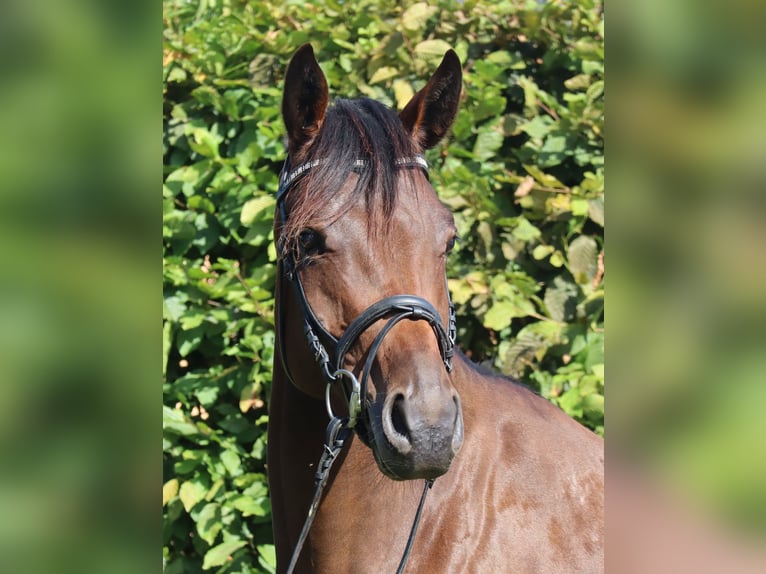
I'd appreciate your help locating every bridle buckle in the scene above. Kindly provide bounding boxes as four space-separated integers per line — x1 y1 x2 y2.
325 369 362 428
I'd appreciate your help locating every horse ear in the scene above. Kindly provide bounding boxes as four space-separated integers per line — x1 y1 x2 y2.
282 44 329 155
400 50 462 150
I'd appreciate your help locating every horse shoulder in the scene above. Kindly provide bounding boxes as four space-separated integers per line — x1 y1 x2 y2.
433 364 604 572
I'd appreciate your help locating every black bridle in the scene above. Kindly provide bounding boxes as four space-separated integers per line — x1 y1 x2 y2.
275 153 456 574
275 153 456 429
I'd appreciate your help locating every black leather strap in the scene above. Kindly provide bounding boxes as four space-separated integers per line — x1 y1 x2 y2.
335 295 453 373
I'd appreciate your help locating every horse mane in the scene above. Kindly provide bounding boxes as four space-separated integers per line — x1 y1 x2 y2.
280 98 419 251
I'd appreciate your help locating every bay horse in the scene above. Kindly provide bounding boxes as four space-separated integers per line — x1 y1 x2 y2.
268 44 604 573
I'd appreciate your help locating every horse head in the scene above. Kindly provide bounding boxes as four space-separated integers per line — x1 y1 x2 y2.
276 44 464 480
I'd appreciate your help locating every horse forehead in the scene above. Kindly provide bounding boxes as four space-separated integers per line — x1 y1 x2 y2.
358 171 449 233
395 176 448 222
390 201 447 251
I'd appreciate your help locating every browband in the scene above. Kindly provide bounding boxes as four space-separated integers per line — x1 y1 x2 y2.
277 154 429 202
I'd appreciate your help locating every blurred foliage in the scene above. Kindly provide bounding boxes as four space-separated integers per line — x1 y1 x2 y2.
608 0 766 541
0 1 158 573
163 0 603 571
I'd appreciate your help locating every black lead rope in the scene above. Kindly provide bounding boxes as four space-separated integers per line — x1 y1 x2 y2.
285 416 434 574
396 478 435 574
286 417 350 574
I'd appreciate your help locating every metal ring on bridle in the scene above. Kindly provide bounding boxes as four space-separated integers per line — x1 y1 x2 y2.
325 368 362 427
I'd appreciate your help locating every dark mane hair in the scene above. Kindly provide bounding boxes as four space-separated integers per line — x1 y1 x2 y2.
280 98 419 251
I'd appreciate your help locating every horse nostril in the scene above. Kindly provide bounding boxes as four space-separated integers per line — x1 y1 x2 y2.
382 393 413 455
390 394 410 440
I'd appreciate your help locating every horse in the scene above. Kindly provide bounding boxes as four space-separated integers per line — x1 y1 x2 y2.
268 44 604 573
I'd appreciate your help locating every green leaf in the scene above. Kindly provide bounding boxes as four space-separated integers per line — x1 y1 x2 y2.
258 544 277 572
174 458 201 475
474 94 507 122
180 312 205 330
167 66 187 84
544 275 579 322
485 50 512 66
448 277 481 305
483 301 515 331
402 3 438 31
202 539 247 570
220 449 242 476
163 478 179 506
497 320 562 376
586 80 604 103
188 195 216 214
523 165 565 189
521 116 553 140
558 387 583 418
162 321 172 376
582 393 604 422
393 79 414 110
179 477 208 513
414 39 452 57
583 59 603 75
165 161 212 196
564 73 592 90
163 405 200 437
241 195 275 226
568 235 598 285
164 295 187 321
511 218 541 242
177 325 204 357
588 196 604 226
532 245 555 260
541 135 567 154
590 363 604 379
472 129 503 161
188 127 222 159
231 495 271 517
242 218 273 247
571 198 590 216
550 251 565 267
369 66 398 84
583 333 605 370
196 503 222 545
196 385 219 407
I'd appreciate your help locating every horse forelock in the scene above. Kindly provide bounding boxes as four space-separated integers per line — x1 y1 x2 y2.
281 98 420 252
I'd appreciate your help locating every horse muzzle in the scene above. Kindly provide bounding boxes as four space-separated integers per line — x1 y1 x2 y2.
369 372 464 480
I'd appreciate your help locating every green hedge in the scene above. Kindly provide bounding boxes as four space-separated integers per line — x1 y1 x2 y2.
163 1 603 571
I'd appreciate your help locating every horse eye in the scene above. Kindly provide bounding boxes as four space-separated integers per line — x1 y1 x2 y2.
298 229 324 256
445 234 459 254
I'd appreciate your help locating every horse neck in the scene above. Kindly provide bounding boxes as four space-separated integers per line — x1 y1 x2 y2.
445 353 538 449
